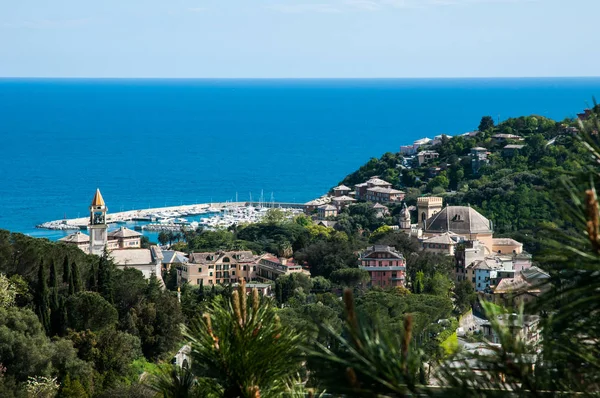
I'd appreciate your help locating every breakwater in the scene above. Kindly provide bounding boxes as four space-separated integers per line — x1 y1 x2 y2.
36 202 306 230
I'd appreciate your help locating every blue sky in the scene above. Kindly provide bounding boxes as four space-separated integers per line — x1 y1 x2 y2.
0 0 597 78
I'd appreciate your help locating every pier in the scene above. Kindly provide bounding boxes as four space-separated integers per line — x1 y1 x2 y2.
36 201 306 230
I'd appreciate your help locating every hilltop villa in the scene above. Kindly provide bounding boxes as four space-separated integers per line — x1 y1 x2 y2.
354 177 404 204
182 250 310 286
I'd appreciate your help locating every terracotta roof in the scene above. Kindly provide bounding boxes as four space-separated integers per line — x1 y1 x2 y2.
366 187 404 194
366 177 391 186
361 245 404 260
260 255 298 267
317 220 338 228
471 258 502 271
59 231 89 243
492 238 522 246
90 188 106 207
111 249 154 266
333 184 351 191
494 274 530 294
108 227 142 238
331 195 356 202
422 232 462 245
521 266 550 281
424 206 493 235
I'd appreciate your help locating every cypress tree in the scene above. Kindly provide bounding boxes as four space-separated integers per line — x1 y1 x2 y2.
97 254 114 303
59 296 68 336
197 279 205 302
210 284 216 299
88 263 98 292
36 262 51 334
71 261 82 293
49 260 62 335
49 259 59 292
62 255 71 285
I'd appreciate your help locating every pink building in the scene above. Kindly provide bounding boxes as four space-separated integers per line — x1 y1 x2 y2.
359 245 406 288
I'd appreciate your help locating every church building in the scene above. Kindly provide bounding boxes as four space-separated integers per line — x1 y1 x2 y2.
59 189 161 280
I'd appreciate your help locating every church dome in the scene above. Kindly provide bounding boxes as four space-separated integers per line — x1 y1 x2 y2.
423 206 492 235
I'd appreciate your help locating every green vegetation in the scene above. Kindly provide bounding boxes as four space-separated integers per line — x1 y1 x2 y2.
3 109 600 396
341 114 587 252
0 231 183 396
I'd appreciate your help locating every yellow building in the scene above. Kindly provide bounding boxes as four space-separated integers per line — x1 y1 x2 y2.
184 251 259 285
317 204 338 218
417 196 443 224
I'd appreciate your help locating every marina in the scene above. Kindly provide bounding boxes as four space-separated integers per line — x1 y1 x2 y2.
36 201 306 235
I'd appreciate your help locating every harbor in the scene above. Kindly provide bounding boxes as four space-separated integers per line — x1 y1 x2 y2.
36 201 306 234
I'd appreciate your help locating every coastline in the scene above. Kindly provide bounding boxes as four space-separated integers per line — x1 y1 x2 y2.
37 201 306 231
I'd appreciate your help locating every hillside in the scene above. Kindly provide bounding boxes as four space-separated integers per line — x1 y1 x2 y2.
340 114 589 251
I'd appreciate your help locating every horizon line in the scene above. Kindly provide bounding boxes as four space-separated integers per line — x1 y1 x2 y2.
1 76 600 80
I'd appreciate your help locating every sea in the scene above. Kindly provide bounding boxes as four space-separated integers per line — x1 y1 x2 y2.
1 78 599 241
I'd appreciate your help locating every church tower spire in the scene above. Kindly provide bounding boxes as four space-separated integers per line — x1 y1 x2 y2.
88 188 108 255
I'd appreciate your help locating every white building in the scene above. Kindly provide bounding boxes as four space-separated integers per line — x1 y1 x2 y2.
110 246 164 280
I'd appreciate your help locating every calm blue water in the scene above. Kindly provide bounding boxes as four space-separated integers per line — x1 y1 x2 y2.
1 78 599 241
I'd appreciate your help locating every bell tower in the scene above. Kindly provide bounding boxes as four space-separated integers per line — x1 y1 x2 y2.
417 196 443 226
88 188 108 256
399 203 412 231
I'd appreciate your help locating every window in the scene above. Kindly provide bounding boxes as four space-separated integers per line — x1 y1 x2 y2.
209 272 213 277
209 280 213 284
232 271 236 276
198 267 202 273
223 265 229 271
197 279 200 285
253 266 256 271
216 265 222 271
223 257 230 263
243 265 247 271
209 265 214 269
216 272 222 278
